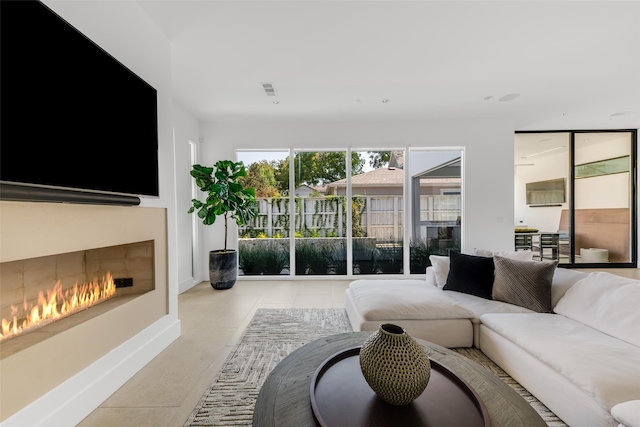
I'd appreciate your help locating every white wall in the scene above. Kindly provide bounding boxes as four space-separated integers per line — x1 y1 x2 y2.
172 103 204 292
575 135 630 210
199 118 515 278
514 149 569 232
576 173 630 209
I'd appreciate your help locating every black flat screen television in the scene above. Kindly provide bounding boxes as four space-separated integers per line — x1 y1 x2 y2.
525 178 566 206
0 0 159 202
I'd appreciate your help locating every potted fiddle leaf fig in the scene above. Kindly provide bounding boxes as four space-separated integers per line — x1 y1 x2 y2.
189 160 258 289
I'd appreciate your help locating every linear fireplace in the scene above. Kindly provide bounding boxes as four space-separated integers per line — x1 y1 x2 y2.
0 201 171 423
0 241 155 354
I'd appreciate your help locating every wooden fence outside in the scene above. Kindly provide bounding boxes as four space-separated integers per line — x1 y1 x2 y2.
239 195 460 242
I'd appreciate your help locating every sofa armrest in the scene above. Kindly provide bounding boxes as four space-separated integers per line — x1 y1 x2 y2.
426 266 438 287
612 401 640 427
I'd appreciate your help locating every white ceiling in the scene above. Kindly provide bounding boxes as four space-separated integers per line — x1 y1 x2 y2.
138 1 640 130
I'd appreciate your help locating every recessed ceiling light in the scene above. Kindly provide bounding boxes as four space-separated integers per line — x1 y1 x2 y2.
498 93 519 102
272 100 279 105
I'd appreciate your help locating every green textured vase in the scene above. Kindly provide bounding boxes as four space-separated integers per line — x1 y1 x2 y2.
359 323 431 406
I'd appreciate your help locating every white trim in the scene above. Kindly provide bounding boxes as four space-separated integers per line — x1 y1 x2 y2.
189 140 199 283
0 317 180 427
179 277 202 294
346 146 353 274
289 148 296 275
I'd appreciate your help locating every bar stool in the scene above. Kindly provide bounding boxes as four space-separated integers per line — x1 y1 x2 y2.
514 234 533 251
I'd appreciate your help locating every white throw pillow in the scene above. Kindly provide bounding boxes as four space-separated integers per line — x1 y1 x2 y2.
472 248 534 261
429 255 450 287
554 272 640 347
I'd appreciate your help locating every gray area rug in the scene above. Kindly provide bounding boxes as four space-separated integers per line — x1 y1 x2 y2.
184 308 566 427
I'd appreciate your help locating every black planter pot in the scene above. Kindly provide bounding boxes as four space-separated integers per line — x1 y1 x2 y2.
209 250 237 290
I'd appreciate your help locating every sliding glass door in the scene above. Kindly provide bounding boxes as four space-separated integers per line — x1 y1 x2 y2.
515 130 637 266
574 132 634 263
515 133 571 263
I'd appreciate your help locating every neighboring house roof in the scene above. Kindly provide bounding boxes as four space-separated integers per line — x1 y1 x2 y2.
325 155 461 195
326 167 460 192
295 184 327 194
328 167 403 188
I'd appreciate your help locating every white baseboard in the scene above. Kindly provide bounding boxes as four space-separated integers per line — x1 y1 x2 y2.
179 277 203 294
0 316 181 427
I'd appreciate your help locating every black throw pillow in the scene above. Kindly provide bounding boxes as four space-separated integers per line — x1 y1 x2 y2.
443 251 495 299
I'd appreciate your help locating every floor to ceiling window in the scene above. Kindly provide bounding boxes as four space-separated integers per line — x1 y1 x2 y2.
339 150 405 275
236 150 291 276
293 150 349 276
237 147 465 277
408 149 462 274
514 130 637 266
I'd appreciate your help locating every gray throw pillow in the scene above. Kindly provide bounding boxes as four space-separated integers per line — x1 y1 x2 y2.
492 255 558 313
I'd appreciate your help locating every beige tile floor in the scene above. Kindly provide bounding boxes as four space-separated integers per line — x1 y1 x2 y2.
77 279 351 427
77 268 639 427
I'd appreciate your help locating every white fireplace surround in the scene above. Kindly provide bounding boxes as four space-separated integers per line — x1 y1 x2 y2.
0 201 180 426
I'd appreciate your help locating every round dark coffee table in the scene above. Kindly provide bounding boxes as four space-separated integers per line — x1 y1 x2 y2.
252 332 547 427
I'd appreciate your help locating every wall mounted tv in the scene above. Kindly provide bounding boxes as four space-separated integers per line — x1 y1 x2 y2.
526 178 566 206
0 0 159 204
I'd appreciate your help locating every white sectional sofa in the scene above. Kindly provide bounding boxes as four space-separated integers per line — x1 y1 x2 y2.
344 251 640 427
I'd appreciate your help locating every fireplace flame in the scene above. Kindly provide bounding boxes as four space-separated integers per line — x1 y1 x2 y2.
1 273 116 342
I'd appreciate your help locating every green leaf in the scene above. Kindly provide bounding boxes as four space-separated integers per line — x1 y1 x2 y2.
204 210 217 225
188 160 258 243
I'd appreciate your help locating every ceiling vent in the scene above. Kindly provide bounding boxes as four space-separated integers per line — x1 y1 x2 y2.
262 83 276 97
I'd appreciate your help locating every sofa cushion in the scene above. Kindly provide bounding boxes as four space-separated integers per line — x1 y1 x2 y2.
492 256 558 313
348 279 474 321
472 248 534 261
480 313 640 411
443 251 494 299
447 290 534 322
554 272 640 347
